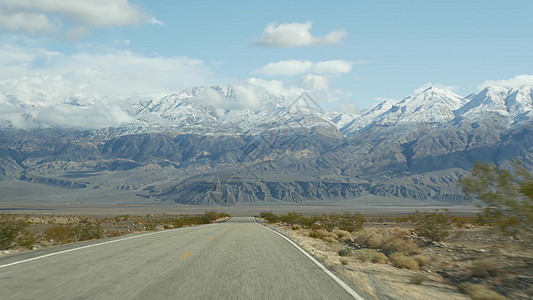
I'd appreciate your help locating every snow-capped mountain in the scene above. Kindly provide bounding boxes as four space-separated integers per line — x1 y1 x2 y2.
375 87 466 125
329 112 360 128
111 84 337 136
340 99 397 135
339 87 467 135
455 86 533 125
1 82 532 205
340 86 532 136
1 81 532 138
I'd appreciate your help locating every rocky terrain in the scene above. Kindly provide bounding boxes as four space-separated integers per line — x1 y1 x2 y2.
0 84 532 204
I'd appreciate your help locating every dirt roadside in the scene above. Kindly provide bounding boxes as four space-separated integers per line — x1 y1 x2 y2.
265 221 532 300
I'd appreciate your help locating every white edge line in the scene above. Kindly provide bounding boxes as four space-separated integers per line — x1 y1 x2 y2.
253 217 365 300
0 221 223 269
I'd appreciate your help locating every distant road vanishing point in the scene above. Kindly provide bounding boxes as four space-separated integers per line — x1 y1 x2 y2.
0 217 363 299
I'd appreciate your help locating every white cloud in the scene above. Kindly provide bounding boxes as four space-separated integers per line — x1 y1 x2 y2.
300 74 329 91
479 75 533 89
256 60 313 76
0 45 210 99
0 44 211 129
256 59 357 76
413 82 458 94
0 0 162 38
256 21 346 48
34 103 132 130
246 78 305 99
0 9 57 35
312 60 353 74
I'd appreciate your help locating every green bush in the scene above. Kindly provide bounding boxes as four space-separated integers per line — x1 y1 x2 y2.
336 212 366 232
169 211 229 229
410 209 454 242
73 219 102 242
260 211 365 232
45 225 74 244
309 231 324 239
259 211 279 223
0 214 34 250
299 215 319 229
338 247 352 257
460 161 533 240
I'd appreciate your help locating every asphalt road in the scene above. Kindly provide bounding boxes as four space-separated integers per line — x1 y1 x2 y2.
0 217 363 299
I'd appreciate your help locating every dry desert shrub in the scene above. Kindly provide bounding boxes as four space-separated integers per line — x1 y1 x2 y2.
338 247 352 257
0 214 34 250
469 259 499 278
412 254 431 267
410 273 429 285
355 230 383 248
260 211 365 232
458 283 506 300
389 252 419 270
354 229 420 255
309 230 325 239
354 249 389 264
331 229 353 242
409 209 455 242
44 225 74 244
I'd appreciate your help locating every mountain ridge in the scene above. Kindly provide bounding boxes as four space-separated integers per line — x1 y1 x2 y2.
0 83 532 205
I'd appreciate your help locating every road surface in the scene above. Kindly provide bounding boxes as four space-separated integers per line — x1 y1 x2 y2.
0 217 362 299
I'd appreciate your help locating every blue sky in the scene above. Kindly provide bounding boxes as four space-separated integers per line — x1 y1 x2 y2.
0 0 532 112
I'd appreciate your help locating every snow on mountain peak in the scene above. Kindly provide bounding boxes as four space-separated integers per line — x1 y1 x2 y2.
1 81 532 137
455 85 527 121
372 86 466 125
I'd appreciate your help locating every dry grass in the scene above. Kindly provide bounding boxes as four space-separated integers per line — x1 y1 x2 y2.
469 259 499 278
458 283 506 300
389 252 419 270
412 255 431 267
354 249 389 264
331 229 353 242
410 273 429 285
354 229 420 255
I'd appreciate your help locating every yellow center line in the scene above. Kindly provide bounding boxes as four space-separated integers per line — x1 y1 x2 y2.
209 236 214 240
180 250 193 260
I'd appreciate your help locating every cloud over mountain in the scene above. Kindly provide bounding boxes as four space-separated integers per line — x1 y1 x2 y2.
479 75 533 89
0 45 210 99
